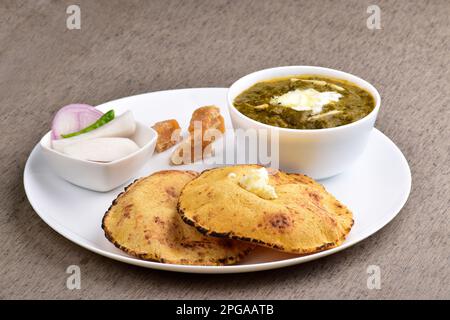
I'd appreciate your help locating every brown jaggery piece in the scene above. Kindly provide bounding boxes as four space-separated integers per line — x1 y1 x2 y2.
152 119 182 153
171 106 225 165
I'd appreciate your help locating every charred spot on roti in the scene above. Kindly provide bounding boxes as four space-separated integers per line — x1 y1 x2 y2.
265 213 293 232
123 204 133 215
153 216 164 225
165 186 177 198
115 204 133 226
308 191 322 204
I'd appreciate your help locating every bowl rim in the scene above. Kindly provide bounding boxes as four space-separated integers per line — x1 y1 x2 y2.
39 120 157 167
227 65 381 133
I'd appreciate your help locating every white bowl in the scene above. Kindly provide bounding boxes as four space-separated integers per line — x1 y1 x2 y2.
228 66 381 179
40 121 157 192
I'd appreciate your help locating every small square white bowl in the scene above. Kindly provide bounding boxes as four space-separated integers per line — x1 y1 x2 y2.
40 121 157 192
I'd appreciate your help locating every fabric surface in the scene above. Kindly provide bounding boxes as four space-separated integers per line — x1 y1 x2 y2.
0 0 448 299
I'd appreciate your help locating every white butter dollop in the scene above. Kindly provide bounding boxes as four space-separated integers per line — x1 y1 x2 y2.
238 167 278 200
228 172 237 179
270 88 342 114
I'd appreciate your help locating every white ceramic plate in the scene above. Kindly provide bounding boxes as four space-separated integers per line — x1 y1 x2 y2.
24 88 411 274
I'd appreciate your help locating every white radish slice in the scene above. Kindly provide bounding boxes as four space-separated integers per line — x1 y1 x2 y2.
52 110 136 152
62 138 139 162
51 104 103 140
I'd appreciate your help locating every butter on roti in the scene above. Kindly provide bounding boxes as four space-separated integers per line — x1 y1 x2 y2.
178 165 353 255
102 170 253 265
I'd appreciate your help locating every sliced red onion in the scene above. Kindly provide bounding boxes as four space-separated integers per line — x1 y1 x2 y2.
51 104 103 140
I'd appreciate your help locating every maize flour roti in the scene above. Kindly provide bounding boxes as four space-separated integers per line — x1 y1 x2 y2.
102 170 253 265
178 165 353 254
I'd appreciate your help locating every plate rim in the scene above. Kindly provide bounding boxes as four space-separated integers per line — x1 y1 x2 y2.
23 88 412 274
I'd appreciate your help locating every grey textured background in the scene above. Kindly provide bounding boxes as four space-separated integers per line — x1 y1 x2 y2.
0 0 449 299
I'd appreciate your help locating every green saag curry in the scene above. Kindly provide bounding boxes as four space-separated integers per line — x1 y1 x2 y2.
233 75 375 129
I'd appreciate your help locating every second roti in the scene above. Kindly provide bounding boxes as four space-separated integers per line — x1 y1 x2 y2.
178 165 353 254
